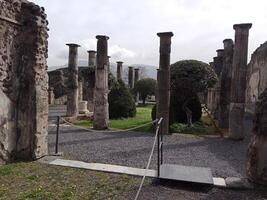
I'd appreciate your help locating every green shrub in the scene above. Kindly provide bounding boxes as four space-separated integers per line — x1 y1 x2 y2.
151 95 202 124
170 122 207 134
109 80 136 119
170 95 202 124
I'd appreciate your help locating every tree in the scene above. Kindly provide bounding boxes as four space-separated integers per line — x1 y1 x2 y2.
134 78 157 105
170 60 217 126
109 80 136 119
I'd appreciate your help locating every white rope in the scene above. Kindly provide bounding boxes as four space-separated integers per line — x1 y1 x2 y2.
134 118 162 200
60 117 157 133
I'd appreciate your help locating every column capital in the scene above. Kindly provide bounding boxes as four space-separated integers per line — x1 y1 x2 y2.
117 61 123 64
134 68 140 71
216 49 224 57
96 35 109 40
157 32 174 37
233 23 252 30
87 50 96 54
66 43 80 47
223 38 233 44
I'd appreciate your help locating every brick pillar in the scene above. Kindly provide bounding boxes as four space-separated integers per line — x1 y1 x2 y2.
128 66 134 89
66 43 80 118
219 39 234 128
156 32 174 134
229 23 252 140
93 35 109 130
88 50 96 68
117 61 123 80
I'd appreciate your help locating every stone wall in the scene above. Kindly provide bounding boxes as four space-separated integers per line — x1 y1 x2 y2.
246 42 267 113
0 0 49 163
48 67 95 106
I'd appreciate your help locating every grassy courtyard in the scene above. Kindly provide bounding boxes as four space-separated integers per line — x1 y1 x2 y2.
75 105 153 132
0 162 140 200
75 105 219 135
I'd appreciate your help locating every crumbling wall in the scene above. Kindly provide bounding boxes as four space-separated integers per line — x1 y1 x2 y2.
0 0 49 163
247 88 267 185
246 42 267 113
48 67 95 107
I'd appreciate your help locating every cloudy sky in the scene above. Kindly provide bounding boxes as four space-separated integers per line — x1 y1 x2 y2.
31 0 267 68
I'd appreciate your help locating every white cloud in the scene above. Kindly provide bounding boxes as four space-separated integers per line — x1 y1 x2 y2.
31 0 267 68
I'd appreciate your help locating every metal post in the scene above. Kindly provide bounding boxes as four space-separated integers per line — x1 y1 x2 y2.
55 116 60 154
160 119 163 164
157 119 160 177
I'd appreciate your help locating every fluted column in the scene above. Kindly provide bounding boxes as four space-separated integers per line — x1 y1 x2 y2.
229 23 252 140
219 39 234 128
156 32 174 134
66 43 80 118
93 35 109 130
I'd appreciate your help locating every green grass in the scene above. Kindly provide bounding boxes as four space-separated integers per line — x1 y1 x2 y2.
0 162 141 200
75 105 154 132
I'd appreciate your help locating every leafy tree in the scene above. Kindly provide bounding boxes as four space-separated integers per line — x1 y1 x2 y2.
170 60 217 126
134 78 157 105
109 80 136 119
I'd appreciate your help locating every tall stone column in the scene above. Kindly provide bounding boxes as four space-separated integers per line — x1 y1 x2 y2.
88 50 96 68
93 35 109 130
117 61 123 80
128 66 134 89
247 88 267 185
229 23 252 140
107 56 111 72
87 50 96 112
66 43 80 118
213 50 224 119
156 32 174 134
78 79 83 101
134 68 140 103
48 87 55 105
219 39 234 128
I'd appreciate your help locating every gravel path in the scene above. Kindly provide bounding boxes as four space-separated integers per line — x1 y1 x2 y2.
48 106 253 179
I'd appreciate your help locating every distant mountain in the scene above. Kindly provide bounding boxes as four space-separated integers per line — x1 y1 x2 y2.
48 60 158 79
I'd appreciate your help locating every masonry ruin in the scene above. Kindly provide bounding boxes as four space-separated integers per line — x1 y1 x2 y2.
0 0 49 163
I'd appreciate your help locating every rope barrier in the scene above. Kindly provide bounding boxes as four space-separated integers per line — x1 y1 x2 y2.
134 118 162 200
60 117 158 133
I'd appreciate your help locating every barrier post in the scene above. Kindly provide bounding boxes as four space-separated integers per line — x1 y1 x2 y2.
55 116 60 154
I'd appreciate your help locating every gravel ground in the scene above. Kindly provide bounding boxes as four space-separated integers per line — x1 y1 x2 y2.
47 106 267 200
48 106 252 178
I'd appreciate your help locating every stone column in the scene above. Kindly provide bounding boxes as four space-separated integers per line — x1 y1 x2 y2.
229 23 252 140
107 56 111 72
128 66 134 89
117 61 123 80
219 39 234 128
156 32 174 134
87 50 96 112
88 50 96 67
78 79 83 101
48 87 55 105
66 43 80 118
247 88 267 185
93 35 109 130
134 68 140 103
213 50 224 119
